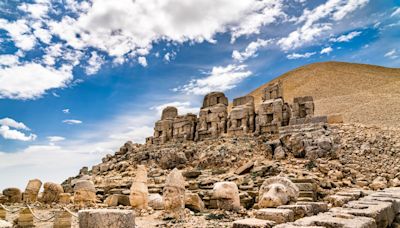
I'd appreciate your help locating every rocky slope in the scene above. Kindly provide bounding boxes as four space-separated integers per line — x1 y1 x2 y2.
248 61 400 127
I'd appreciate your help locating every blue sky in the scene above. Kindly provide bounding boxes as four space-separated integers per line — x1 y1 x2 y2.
0 0 399 189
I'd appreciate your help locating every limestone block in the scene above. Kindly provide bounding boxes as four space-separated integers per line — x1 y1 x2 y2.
274 224 324 228
232 218 276 228
293 212 376 228
255 208 294 224
235 161 254 175
53 210 72 228
278 204 313 219
295 202 328 215
78 209 135 228
0 208 5 220
185 192 205 212
330 200 395 228
2 188 22 203
326 194 353 207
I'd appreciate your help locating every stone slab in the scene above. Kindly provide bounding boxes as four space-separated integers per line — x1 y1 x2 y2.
232 218 275 228
78 209 135 228
255 208 294 224
293 212 376 228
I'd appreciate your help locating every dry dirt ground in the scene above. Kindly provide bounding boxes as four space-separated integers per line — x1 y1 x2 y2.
247 61 400 127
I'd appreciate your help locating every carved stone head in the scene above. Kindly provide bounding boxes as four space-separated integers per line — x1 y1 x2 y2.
163 168 185 219
212 182 241 211
129 165 149 209
258 177 299 208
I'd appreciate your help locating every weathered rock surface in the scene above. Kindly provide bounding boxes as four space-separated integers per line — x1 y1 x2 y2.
78 209 135 228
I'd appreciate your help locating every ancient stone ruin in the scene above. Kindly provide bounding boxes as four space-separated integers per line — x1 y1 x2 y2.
147 82 328 145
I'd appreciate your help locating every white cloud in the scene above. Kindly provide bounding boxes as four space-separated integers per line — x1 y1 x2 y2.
320 46 333 54
287 52 316 59
0 126 37 141
163 52 176 62
384 49 398 59
174 64 252 95
18 1 50 19
232 39 272 62
151 101 199 116
391 8 400 17
85 51 104 75
48 0 285 62
0 117 30 130
330 31 361 42
0 63 72 100
47 136 66 142
63 119 82 125
0 54 19 66
138 56 148 67
278 0 368 50
0 19 36 51
62 109 70 114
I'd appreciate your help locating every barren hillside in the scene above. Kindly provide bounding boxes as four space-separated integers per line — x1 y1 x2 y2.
248 61 400 127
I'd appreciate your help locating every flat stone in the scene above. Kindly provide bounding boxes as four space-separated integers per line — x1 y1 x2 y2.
330 200 395 228
296 202 328 214
295 183 316 192
326 194 353 207
255 208 294 224
232 218 275 228
278 204 313 219
78 209 135 228
235 161 254 175
183 170 202 178
293 212 376 228
274 224 324 228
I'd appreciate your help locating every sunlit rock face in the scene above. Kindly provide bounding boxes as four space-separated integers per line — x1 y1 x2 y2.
163 168 186 219
129 165 149 209
42 182 64 204
258 177 299 208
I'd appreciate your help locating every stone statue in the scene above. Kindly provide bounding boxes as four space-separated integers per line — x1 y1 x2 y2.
42 182 64 204
212 182 241 211
163 168 185 219
23 179 42 203
74 180 97 206
258 177 299 208
129 165 149 209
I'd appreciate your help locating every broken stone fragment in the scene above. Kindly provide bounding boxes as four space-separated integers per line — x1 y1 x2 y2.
78 209 135 228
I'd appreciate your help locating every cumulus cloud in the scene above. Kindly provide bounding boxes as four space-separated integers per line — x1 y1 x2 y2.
287 52 316 59
0 55 19 66
138 56 148 67
0 19 37 51
0 63 72 100
384 49 398 59
174 64 252 95
62 119 82 125
232 39 273 62
278 0 368 50
0 118 36 141
330 31 361 42
47 136 66 142
320 46 333 54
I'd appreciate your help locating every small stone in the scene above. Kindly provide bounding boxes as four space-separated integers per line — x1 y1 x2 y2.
235 161 254 175
232 218 276 228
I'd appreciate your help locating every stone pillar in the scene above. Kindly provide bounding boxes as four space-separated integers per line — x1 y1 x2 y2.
129 165 149 209
78 209 135 228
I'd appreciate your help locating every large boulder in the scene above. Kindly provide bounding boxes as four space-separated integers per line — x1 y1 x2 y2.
258 177 299 208
212 182 241 211
185 192 205 212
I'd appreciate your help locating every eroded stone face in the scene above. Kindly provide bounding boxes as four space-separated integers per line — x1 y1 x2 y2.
42 182 64 204
163 168 186 219
173 114 197 142
228 96 255 136
196 92 228 140
23 179 42 203
258 177 299 208
212 181 241 211
256 99 284 134
153 106 178 144
73 180 97 206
